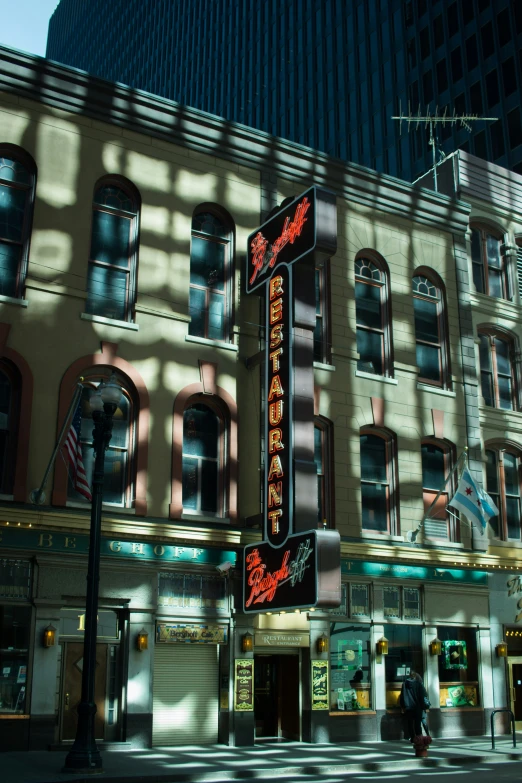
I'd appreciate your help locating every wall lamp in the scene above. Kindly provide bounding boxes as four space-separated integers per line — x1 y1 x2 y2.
136 629 149 652
43 624 56 648
316 634 329 654
241 632 254 653
496 641 508 658
376 636 389 656
429 638 442 656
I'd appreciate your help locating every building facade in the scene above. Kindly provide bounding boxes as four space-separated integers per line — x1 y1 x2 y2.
0 45 520 752
45 0 522 182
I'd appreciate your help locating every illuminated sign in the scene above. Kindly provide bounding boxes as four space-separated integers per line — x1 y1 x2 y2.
311 660 329 710
242 186 340 614
234 659 254 711
156 623 227 644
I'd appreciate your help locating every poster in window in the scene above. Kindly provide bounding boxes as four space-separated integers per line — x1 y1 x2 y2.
443 640 467 669
311 660 329 710
446 684 476 707
234 659 254 711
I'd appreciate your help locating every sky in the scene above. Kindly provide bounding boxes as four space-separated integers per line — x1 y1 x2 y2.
0 0 59 57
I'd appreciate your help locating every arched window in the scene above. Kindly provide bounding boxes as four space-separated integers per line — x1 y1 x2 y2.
314 265 330 363
412 272 450 387
485 447 522 540
182 402 225 516
314 417 334 528
0 150 36 299
0 360 20 495
355 256 392 376
189 209 232 341
478 328 518 410
421 440 457 541
86 180 140 322
360 429 398 533
470 225 509 299
67 372 135 507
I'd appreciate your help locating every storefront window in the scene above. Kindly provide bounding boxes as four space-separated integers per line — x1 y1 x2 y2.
329 623 372 712
384 624 424 709
0 605 31 713
437 626 480 708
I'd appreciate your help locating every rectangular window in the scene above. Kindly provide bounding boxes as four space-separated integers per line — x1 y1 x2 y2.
470 82 483 114
0 604 31 714
433 15 444 48
490 120 505 159
486 69 500 107
403 587 421 619
438 626 480 709
481 21 495 60
384 624 424 709
502 56 517 97
383 586 400 619
329 623 372 712
466 34 478 71
419 27 430 59
437 60 448 93
508 108 522 151
158 572 226 610
451 48 463 81
350 583 370 617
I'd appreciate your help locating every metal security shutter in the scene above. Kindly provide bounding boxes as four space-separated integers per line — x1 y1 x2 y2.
152 644 219 746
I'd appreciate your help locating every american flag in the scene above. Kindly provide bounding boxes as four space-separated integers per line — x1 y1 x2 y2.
64 402 92 502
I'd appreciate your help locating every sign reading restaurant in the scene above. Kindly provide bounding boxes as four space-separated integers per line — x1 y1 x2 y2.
243 187 341 613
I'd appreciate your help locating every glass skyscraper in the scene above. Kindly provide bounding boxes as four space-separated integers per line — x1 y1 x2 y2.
46 0 522 182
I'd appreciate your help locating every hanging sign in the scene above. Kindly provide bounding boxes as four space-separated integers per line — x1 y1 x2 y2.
311 660 329 710
234 659 254 711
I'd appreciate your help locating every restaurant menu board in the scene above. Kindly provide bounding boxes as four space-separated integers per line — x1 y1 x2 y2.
234 659 254 711
311 660 329 710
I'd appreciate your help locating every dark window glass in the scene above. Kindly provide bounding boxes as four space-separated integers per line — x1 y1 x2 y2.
329 623 372 711
433 15 444 48
412 275 445 385
420 27 430 60
479 332 516 410
478 0 489 12
486 70 500 107
407 39 417 69
189 211 229 341
423 71 433 104
497 8 510 47
479 334 494 406
474 129 487 159
454 93 466 115
437 60 448 92
462 1 475 25
502 56 517 96
508 108 522 151
466 35 478 71
438 626 480 707
0 605 31 714
355 258 388 376
182 404 220 515
481 21 495 60
485 449 500 537
451 48 463 81
491 120 505 158
422 443 445 489
470 82 483 114
447 3 458 36
384 625 424 688
0 157 32 299
360 433 390 533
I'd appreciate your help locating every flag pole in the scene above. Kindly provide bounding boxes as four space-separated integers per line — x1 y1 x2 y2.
30 379 84 505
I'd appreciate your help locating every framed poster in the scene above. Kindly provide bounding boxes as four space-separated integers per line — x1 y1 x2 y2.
311 660 329 710
234 659 254 711
443 640 467 669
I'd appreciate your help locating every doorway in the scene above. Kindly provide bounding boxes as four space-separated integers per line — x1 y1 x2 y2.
508 657 522 729
61 642 117 741
254 653 300 740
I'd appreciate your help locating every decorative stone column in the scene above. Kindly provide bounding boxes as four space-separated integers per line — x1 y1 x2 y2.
230 616 255 746
423 626 440 737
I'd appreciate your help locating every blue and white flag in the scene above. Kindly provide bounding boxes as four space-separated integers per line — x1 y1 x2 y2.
449 467 498 531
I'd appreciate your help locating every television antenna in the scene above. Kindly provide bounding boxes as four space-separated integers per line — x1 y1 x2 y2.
392 102 498 191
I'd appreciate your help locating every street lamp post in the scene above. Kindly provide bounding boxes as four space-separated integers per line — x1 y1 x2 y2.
63 376 122 774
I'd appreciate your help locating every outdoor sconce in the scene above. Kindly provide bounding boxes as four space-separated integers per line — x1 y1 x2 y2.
429 638 442 656
496 641 508 658
241 632 254 653
376 636 389 656
136 629 149 652
43 624 56 648
316 634 329 654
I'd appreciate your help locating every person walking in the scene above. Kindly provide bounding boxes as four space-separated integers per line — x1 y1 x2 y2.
400 669 428 741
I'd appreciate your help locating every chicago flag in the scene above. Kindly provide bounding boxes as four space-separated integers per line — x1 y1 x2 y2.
449 467 498 531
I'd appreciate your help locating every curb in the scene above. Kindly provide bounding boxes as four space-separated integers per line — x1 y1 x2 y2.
39 750 522 783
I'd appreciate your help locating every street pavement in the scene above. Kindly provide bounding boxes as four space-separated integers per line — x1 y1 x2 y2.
3 734 522 783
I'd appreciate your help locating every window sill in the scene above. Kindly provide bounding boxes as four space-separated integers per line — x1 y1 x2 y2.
330 710 376 716
185 334 238 352
355 370 397 385
66 501 136 514
416 383 456 398
489 538 522 548
181 512 230 524
314 361 336 372
360 531 405 543
0 294 28 307
80 313 139 331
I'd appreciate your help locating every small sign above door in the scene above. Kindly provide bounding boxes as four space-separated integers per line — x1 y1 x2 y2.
255 632 309 647
156 623 227 644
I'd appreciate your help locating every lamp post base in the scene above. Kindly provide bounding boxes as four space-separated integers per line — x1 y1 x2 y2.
62 702 103 774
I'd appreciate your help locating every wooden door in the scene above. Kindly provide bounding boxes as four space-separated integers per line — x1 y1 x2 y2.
61 643 107 741
509 658 522 728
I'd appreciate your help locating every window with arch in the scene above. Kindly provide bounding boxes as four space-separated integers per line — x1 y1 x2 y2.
0 151 36 299
189 209 232 341
412 273 450 387
0 359 20 495
314 265 330 364
86 181 140 322
355 256 392 376
314 418 334 528
360 429 398 534
182 402 226 516
485 447 522 540
478 328 518 410
471 225 509 299
421 440 457 541
67 372 135 507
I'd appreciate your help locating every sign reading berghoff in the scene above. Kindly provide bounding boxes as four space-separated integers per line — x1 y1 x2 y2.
242 187 341 614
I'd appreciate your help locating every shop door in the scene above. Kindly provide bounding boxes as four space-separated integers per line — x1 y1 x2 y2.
509 657 522 729
254 654 300 740
61 643 107 741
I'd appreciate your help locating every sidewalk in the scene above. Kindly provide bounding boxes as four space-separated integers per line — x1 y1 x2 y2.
4 734 522 783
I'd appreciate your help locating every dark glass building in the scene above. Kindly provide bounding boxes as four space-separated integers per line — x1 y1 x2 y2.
46 0 522 181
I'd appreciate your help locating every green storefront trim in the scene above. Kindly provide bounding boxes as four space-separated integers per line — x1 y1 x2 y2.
342 559 487 585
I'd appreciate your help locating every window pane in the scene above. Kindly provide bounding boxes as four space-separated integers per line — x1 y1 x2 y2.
356 328 383 374
485 450 499 493
201 459 218 513
383 586 400 618
192 212 227 238
495 338 511 375
182 456 199 510
422 444 445 489
329 623 372 712
350 584 369 616
0 241 21 298
486 235 501 268
94 186 135 213
384 625 424 684
506 496 521 540
86 265 127 321
314 426 323 469
103 447 126 504
361 434 387 481
404 587 421 620
190 236 225 291
504 453 519 496
189 286 206 337
110 397 129 448
208 292 225 341
480 372 494 407
416 343 441 381
90 210 131 268
361 482 388 531
0 184 26 242
413 297 439 342
355 281 382 329
488 267 503 298
498 374 513 410
183 405 218 458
